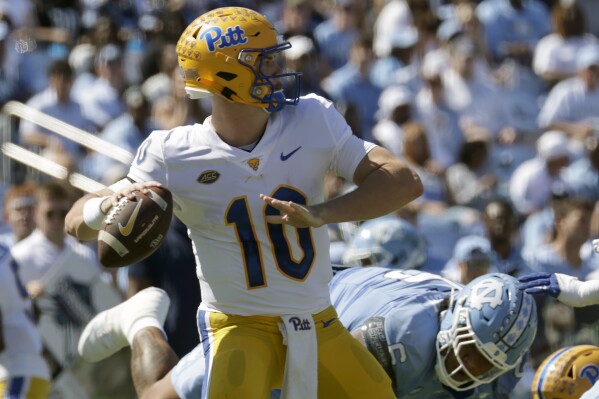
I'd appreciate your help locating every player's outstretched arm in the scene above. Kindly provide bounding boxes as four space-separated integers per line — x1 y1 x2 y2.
65 188 116 241
262 147 422 227
65 181 163 241
519 272 599 307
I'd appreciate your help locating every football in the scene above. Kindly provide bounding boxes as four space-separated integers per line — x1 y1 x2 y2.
98 186 173 267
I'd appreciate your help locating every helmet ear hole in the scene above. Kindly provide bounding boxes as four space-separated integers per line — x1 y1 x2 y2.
191 26 202 39
216 72 238 81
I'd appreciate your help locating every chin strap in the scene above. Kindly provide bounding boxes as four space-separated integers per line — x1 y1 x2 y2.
263 91 287 112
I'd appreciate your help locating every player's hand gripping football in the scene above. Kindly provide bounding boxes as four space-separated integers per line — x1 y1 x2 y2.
260 194 325 228
101 181 164 213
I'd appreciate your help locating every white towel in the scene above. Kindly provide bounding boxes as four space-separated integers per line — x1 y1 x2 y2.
278 314 318 399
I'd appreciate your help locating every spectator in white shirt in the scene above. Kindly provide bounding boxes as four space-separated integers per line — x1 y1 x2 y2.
509 130 572 217
533 0 599 85
372 85 413 157
538 44 599 141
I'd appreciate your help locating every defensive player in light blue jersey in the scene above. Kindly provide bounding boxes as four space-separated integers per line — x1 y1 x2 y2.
330 267 538 398
77 265 538 399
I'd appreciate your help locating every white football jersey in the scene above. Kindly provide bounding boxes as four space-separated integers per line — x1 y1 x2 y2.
0 245 50 380
129 94 375 316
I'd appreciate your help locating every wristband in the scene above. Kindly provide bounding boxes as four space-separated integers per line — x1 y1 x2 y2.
83 196 109 230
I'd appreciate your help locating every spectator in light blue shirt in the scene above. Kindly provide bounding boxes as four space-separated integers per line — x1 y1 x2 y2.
477 0 551 65
370 26 418 89
82 86 155 183
524 198 597 280
321 37 381 141
562 134 599 203
313 0 360 71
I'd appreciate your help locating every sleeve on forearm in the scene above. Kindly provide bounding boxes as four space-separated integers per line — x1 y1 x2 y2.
556 274 599 307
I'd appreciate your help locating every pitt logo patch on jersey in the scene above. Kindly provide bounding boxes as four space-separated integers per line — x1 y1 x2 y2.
200 26 248 52
246 158 261 171
197 170 220 184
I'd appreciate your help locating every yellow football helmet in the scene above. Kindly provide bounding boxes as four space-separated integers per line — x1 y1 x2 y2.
532 345 599 399
176 7 301 112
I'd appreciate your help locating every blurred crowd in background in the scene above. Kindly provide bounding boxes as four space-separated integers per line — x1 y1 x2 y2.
0 0 599 397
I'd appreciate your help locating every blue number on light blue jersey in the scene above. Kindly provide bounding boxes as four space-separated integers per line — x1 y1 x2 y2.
225 196 266 288
265 186 314 280
225 187 315 288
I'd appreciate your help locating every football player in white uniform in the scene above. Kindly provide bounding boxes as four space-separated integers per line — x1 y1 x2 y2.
519 241 599 399
65 6 422 399
0 244 51 398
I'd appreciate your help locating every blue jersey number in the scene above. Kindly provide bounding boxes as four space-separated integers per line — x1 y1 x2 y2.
226 186 315 289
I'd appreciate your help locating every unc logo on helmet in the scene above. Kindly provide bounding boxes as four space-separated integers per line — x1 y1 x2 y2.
435 274 538 392
469 279 503 310
200 26 248 52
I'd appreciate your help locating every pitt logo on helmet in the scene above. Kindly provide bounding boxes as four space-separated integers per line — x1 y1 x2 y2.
200 26 248 52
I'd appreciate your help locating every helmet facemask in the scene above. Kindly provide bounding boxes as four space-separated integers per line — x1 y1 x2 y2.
435 306 513 391
238 42 301 112
435 274 538 391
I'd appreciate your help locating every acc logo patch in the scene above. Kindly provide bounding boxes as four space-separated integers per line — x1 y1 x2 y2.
197 170 220 184
246 158 260 171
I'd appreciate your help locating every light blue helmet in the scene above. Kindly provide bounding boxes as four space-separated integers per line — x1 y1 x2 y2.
435 273 538 391
342 216 427 269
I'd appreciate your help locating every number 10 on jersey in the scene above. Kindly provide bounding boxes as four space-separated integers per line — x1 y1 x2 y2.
225 186 316 288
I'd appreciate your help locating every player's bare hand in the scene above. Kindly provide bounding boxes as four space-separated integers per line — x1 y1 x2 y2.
103 181 163 213
26 280 44 299
260 194 324 228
